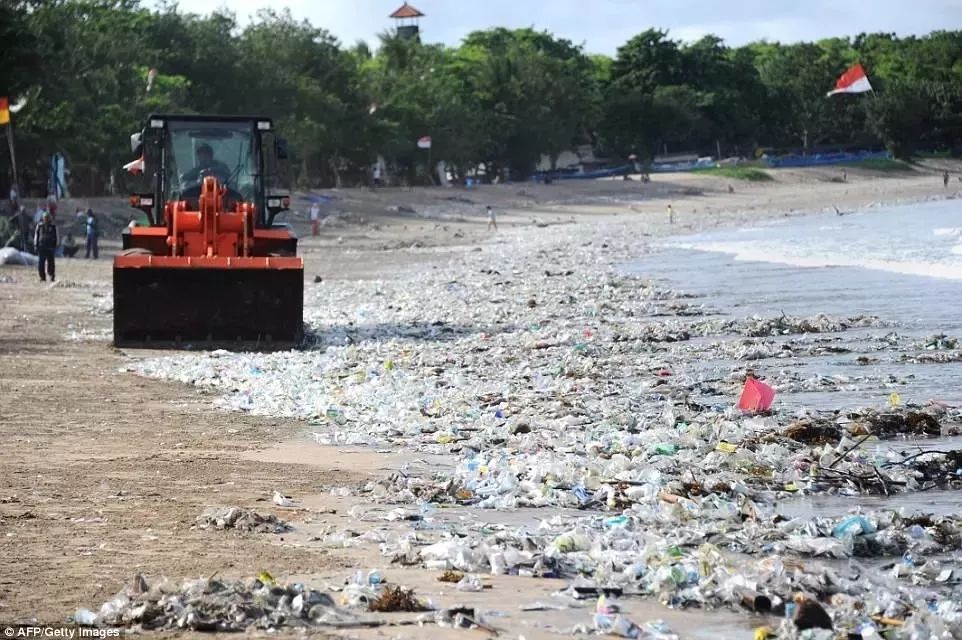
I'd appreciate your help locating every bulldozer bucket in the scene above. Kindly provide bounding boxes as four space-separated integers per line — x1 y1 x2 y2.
113 255 304 348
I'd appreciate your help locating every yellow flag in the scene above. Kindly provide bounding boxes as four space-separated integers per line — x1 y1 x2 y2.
0 97 10 125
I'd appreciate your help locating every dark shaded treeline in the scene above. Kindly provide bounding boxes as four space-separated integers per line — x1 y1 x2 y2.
2 1 961 193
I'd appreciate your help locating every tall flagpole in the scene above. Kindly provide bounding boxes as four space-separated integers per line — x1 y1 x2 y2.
5 121 17 196
5 121 23 252
2 96 24 251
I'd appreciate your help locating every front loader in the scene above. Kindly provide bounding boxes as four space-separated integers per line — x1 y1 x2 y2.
114 114 303 347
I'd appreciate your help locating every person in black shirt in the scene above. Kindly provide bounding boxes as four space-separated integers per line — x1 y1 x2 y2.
34 211 58 282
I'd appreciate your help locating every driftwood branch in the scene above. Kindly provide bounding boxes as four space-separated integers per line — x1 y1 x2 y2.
828 434 872 468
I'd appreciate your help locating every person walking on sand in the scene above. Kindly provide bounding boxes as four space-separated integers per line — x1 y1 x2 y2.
84 209 99 259
310 202 321 236
944 170 950 188
667 203 675 224
486 205 497 231
34 211 58 282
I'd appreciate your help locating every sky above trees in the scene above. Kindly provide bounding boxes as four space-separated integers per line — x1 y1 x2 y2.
171 0 962 54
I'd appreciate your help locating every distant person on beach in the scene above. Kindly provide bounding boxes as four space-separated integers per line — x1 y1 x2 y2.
47 193 58 220
667 203 674 224
842 169 847 183
486 205 497 231
34 211 58 282
61 233 79 258
310 202 321 236
84 209 99 259
944 170 950 188
372 164 382 187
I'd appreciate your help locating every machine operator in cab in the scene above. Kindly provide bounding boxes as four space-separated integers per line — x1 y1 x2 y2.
182 143 231 185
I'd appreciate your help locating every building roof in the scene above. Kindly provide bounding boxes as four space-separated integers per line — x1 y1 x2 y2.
389 2 424 18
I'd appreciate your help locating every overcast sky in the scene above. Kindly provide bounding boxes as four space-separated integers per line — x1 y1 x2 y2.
169 0 962 54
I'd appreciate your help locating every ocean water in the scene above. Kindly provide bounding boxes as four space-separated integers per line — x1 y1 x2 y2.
667 198 962 284
626 200 962 520
627 199 962 409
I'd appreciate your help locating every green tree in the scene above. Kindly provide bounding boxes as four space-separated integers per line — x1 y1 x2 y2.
866 80 933 158
238 9 371 187
454 28 599 178
750 42 843 149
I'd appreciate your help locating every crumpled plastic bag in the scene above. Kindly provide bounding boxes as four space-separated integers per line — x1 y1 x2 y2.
738 377 775 413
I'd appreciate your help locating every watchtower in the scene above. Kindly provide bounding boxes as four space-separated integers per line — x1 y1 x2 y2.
390 2 424 40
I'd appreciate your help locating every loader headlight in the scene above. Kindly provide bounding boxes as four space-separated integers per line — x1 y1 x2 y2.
149 119 164 129
257 121 272 131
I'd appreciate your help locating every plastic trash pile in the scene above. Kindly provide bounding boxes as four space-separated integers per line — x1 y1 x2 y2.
0 247 38 266
126 221 962 637
194 507 291 533
73 575 363 632
376 507 962 637
595 596 679 639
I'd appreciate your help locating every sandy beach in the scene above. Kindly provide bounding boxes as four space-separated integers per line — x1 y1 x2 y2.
2 162 962 638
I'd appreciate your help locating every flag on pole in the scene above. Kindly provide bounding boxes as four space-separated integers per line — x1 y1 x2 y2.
826 63 873 97
417 136 432 149
123 155 145 175
0 97 10 125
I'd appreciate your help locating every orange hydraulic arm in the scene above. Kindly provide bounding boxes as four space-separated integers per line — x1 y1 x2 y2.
118 175 301 269
166 176 255 258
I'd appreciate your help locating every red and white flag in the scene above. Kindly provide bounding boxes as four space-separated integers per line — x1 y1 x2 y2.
827 63 873 97
123 155 144 175
417 136 432 149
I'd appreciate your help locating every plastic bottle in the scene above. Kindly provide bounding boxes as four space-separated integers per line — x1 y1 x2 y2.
325 405 347 425
73 609 98 626
489 552 507 575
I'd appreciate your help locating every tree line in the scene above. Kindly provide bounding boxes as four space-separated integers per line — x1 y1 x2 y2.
2 0 962 195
